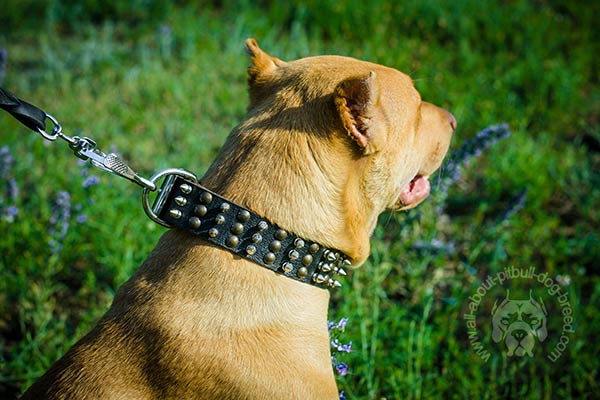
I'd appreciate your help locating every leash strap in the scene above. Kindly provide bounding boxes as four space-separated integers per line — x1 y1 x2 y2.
0 87 48 134
145 173 349 289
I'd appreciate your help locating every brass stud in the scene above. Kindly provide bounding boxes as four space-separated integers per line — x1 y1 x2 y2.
281 262 293 273
174 196 187 206
188 217 201 229
288 250 300 260
297 267 308 278
180 183 192 194
215 214 226 225
208 228 219 238
264 252 276 264
237 210 251 222
252 233 263 243
274 229 288 240
246 245 256 255
258 221 268 231
308 243 319 254
169 209 182 219
269 240 282 252
226 235 239 247
220 203 230 212
231 222 244 235
194 205 207 217
302 254 313 266
200 192 213 204
294 238 305 248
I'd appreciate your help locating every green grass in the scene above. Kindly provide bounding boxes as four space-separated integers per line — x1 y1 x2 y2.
1 1 598 398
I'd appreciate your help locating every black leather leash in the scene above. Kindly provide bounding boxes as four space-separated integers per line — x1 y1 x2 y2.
0 87 349 289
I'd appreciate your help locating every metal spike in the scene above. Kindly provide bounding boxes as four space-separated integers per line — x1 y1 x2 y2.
319 262 332 273
169 209 182 219
312 273 326 283
246 245 257 255
294 238 305 248
331 280 342 288
215 214 226 225
258 221 268 231
281 262 293 273
220 202 230 212
180 183 192 194
337 267 347 276
208 228 219 238
174 196 187 206
325 250 337 262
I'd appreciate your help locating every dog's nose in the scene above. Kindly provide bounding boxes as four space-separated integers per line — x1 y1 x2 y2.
447 111 457 131
512 329 527 341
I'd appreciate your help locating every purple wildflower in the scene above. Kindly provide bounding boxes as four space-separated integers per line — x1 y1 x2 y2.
335 362 349 376
0 47 6 84
82 175 100 189
76 214 89 224
498 188 527 223
1 145 19 222
437 123 511 194
48 191 72 254
331 338 352 353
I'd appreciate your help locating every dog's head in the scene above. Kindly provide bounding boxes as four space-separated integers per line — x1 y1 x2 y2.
491 290 548 357
204 39 455 265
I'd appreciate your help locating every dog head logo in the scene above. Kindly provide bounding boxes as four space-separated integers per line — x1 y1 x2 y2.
491 289 548 357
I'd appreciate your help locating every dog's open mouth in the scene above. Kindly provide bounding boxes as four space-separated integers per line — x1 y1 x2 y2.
397 174 431 209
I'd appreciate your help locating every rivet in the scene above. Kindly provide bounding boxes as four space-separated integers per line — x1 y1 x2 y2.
246 245 257 255
274 229 288 240
208 228 219 238
237 210 251 222
188 217 201 229
231 222 244 235
169 209 182 219
174 196 187 206
282 262 293 273
269 240 282 252
215 214 226 225
200 192 213 204
319 262 332 272
288 250 300 260
226 235 239 247
264 252 276 264
258 221 268 231
294 238 305 248
252 233 263 243
180 183 192 194
308 243 319 254
220 203 230 212
297 267 308 278
302 254 313 266
194 205 208 217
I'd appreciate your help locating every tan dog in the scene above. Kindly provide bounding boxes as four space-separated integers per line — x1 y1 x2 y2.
21 39 455 399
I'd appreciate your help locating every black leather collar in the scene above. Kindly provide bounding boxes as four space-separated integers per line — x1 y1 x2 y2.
150 174 349 289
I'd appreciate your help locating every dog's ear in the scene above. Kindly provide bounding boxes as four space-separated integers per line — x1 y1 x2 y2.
245 38 285 85
334 72 379 152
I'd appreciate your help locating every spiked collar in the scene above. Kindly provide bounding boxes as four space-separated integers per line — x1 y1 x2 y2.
147 173 350 289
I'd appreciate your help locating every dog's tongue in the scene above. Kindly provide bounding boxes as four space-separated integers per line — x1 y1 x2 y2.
399 175 430 206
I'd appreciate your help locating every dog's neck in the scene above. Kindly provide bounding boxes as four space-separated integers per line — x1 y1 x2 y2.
201 109 377 266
